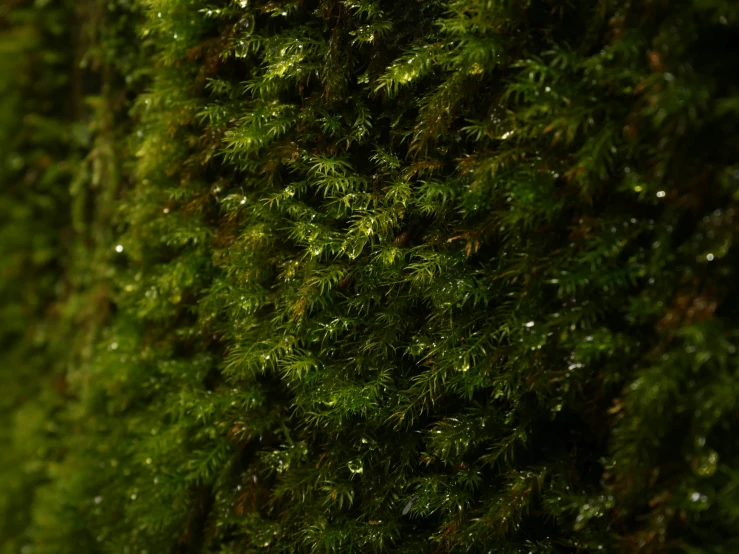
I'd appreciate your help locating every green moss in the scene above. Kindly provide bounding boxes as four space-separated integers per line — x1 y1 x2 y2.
2 1 739 553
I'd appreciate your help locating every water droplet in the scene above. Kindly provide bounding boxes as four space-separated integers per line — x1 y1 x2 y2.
656 190 666 198
706 253 714 261
115 244 124 253
525 321 535 328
